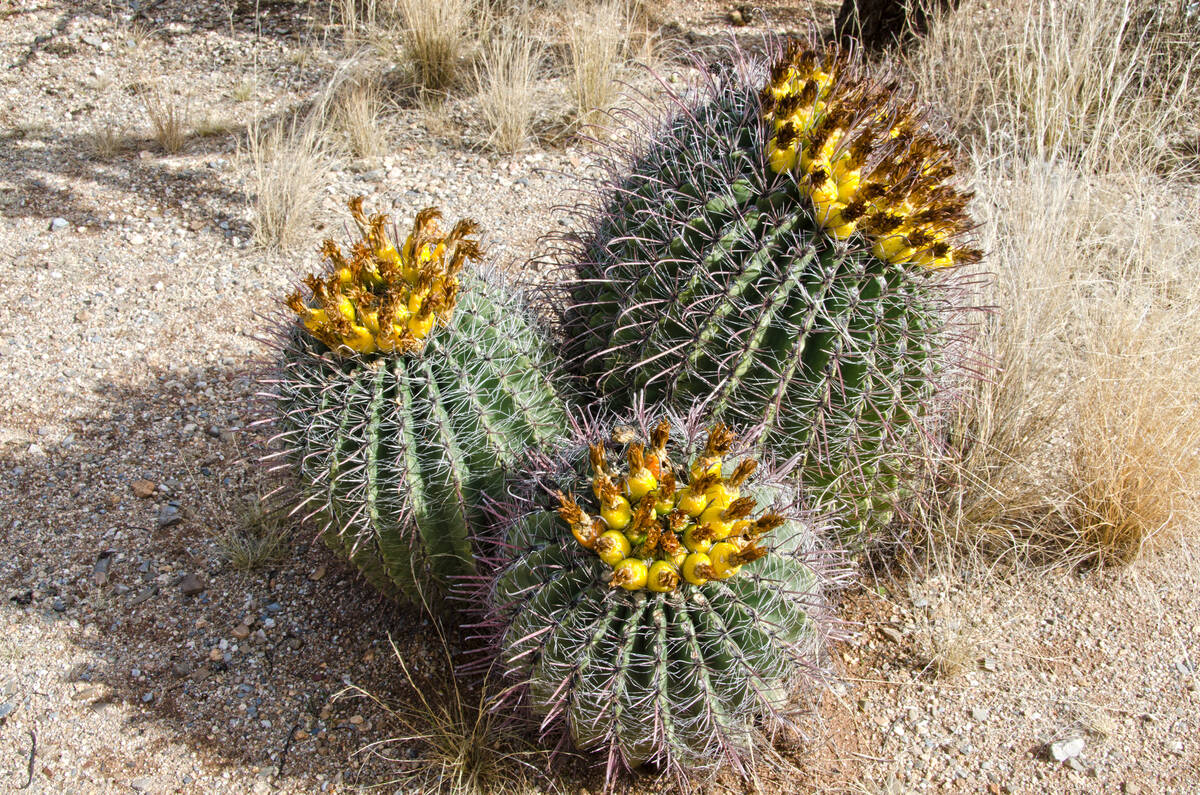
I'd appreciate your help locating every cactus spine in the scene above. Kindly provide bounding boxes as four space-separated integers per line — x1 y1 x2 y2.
268 199 566 607
554 43 980 541
482 412 843 782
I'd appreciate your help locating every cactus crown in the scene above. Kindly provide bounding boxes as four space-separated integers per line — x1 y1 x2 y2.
763 42 982 269
554 420 782 594
285 197 483 356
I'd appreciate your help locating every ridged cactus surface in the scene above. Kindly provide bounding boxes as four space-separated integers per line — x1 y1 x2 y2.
554 43 980 540
268 200 566 606
481 412 843 782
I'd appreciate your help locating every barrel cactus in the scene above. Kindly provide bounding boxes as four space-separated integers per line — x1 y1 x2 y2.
479 410 844 784
551 41 982 542
266 198 566 608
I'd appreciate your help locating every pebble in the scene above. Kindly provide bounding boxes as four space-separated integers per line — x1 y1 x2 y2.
131 479 157 498
49 217 68 232
971 707 991 722
157 502 181 529
179 573 206 595
1048 737 1085 761
232 624 251 640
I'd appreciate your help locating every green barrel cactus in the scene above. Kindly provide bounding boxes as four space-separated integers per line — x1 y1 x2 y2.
267 198 566 608
478 410 844 784
551 42 982 542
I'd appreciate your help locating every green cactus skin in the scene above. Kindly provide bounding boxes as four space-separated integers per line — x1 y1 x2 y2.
267 267 567 607
480 412 845 784
551 54 978 543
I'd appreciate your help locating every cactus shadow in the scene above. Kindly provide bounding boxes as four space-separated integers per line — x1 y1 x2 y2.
0 362 539 789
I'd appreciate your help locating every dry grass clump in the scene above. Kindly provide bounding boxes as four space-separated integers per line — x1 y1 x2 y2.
475 18 543 153
341 635 550 794
906 0 1200 566
909 0 1200 174
567 0 643 131
218 496 292 571
140 84 190 154
87 121 128 158
393 0 475 93
247 117 329 250
335 76 389 158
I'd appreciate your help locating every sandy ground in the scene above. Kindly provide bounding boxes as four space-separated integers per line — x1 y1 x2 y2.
0 0 1196 793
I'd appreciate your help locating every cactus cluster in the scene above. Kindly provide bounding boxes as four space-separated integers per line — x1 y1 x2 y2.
483 413 843 780
553 42 979 540
265 34 982 789
267 199 566 606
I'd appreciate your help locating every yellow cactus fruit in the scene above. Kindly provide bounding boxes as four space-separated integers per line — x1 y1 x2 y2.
551 420 785 592
761 42 981 272
681 552 715 586
596 530 632 567
285 198 482 357
709 541 742 579
611 558 649 590
647 560 681 593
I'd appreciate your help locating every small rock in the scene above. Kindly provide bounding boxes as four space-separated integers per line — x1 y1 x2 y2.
157 502 181 529
1048 737 1085 762
971 707 990 722
141 692 154 703
27 443 46 458
171 661 191 677
879 625 904 643
208 648 223 662
309 564 327 581
349 714 364 725
179 573 205 595
131 479 157 498
232 624 251 640
128 585 158 606
73 683 112 703
49 217 69 232
0 702 16 722
130 776 154 791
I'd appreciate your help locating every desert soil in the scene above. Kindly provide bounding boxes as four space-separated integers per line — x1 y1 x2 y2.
0 0 1196 793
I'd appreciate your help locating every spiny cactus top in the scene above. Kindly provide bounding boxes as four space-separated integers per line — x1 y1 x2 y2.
480 410 845 784
763 42 978 269
269 198 566 609
285 197 481 356
556 420 782 593
553 39 983 544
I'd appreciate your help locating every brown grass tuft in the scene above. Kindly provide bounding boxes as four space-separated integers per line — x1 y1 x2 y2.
567 0 645 133
475 17 543 154
340 632 552 794
247 117 329 250
218 496 292 571
335 76 389 158
140 84 189 154
393 0 474 93
905 0 1200 567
